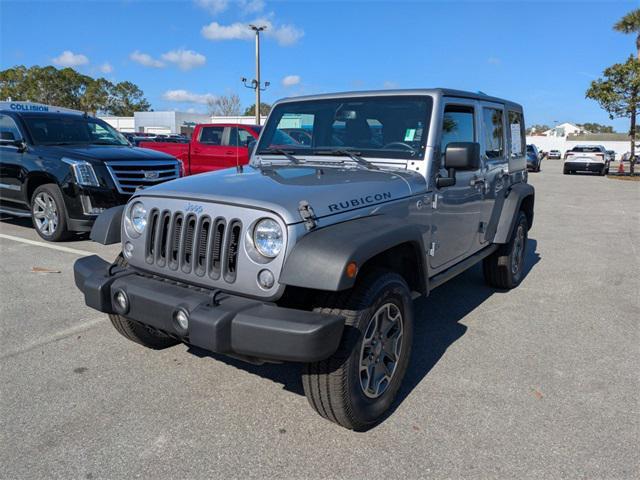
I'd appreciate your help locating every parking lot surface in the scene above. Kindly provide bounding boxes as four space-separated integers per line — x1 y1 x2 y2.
1 160 638 479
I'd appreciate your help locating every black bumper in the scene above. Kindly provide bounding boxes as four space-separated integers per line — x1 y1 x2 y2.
565 162 605 172
74 255 344 363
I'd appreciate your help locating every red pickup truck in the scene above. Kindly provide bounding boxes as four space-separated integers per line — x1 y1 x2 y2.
140 123 260 176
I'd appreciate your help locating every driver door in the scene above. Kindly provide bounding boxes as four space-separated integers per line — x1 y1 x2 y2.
428 99 484 271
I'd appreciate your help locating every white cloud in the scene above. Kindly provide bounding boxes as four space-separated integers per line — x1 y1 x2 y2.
202 18 303 46
98 62 113 74
282 75 301 87
163 89 217 105
161 49 206 70
130 51 165 68
195 0 228 14
239 0 265 14
52 50 89 67
201 21 254 41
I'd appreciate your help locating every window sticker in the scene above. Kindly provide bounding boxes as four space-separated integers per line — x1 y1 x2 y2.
510 123 522 155
404 129 416 141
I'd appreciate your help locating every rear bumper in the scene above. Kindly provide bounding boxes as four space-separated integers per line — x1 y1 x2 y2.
564 162 605 172
74 255 344 363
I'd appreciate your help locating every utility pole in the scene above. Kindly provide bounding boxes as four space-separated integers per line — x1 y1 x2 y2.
242 24 270 125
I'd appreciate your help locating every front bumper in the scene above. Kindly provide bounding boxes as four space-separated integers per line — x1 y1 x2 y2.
564 162 605 172
74 255 344 363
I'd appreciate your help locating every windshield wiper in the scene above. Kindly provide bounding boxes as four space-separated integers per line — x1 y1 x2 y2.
262 148 302 165
314 149 379 170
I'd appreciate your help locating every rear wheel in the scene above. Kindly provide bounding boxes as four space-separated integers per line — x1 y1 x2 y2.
302 271 414 431
109 255 179 350
483 211 528 289
31 184 71 242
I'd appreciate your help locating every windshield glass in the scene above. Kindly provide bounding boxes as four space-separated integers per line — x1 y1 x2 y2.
23 115 129 146
257 95 433 160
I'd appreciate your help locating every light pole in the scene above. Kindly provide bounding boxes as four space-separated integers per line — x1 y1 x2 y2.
242 24 270 125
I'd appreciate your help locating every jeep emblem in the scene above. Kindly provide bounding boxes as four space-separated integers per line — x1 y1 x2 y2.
185 203 204 214
144 171 160 180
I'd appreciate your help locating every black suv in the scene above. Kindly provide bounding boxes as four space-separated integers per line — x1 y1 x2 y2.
0 110 181 241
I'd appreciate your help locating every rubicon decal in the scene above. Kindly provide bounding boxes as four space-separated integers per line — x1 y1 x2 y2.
328 192 392 212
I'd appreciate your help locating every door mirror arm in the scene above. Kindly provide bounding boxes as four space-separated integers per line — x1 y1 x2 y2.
436 168 456 188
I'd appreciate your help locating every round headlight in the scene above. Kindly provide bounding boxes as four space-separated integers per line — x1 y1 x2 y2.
125 201 147 237
253 218 283 258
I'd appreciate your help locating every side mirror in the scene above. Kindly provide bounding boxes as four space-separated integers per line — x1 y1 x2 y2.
436 142 481 189
0 138 27 152
247 140 257 158
444 142 481 170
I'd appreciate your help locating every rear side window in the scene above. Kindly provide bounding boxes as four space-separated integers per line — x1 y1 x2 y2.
198 126 224 145
508 111 525 157
482 107 505 159
227 127 255 147
0 114 22 141
441 105 475 154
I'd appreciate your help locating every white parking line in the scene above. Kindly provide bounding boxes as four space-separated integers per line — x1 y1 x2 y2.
0 233 95 257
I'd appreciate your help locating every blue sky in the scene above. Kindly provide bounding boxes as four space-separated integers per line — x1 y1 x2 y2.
0 0 636 130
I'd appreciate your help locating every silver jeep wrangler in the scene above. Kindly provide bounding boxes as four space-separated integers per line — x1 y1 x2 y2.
75 89 534 430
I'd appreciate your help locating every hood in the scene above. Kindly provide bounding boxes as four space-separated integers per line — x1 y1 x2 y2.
36 145 176 163
136 164 427 225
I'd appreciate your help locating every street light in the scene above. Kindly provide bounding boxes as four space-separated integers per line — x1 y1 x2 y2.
242 24 270 125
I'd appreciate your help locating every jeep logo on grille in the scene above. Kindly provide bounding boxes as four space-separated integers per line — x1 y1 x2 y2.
185 203 204 214
144 171 160 180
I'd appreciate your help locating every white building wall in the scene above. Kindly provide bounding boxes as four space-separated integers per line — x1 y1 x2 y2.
100 116 135 132
209 115 264 125
527 136 634 158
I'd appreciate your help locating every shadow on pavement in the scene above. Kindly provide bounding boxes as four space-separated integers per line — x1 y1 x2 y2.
187 239 541 418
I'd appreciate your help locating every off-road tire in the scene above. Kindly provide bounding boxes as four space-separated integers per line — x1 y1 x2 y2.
302 271 414 431
108 255 179 350
483 211 528 289
31 183 71 242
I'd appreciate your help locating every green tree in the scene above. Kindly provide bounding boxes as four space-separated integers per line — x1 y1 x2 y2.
579 123 615 134
614 8 640 60
107 81 151 116
0 65 151 115
243 102 271 117
586 56 640 173
526 124 551 135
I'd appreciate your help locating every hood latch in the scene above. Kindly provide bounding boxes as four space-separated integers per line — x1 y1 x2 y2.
298 200 317 231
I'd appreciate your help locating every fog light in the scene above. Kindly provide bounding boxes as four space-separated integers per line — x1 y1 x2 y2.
123 241 134 259
257 269 275 289
114 290 129 314
174 309 189 332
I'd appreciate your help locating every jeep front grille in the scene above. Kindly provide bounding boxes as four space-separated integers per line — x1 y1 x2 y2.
105 161 180 194
145 209 242 284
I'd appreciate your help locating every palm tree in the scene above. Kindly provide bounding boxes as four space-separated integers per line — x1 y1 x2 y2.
614 9 640 59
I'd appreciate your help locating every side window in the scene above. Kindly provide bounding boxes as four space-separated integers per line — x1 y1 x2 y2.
482 108 505 159
198 126 224 145
508 111 525 158
0 114 23 142
441 105 475 155
226 127 255 147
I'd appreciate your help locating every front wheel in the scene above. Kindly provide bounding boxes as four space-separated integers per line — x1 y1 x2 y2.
302 271 414 431
31 184 71 242
483 211 528 289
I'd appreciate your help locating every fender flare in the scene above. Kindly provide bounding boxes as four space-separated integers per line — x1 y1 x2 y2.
280 215 428 292
492 183 535 244
90 205 124 245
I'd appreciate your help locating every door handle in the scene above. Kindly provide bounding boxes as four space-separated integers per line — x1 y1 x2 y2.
225 150 234 155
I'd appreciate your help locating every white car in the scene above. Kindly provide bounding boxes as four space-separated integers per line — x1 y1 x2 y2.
563 145 610 175
548 149 562 159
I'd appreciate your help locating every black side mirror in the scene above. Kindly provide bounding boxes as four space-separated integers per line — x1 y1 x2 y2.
247 140 257 158
436 142 481 189
444 142 481 170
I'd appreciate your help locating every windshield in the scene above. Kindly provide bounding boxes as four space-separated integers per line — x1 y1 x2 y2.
23 115 129 146
257 95 432 160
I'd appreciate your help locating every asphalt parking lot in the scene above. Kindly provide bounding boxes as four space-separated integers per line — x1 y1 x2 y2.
1 160 638 479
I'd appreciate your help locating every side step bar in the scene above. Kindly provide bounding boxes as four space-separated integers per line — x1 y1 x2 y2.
0 206 31 218
429 244 499 291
